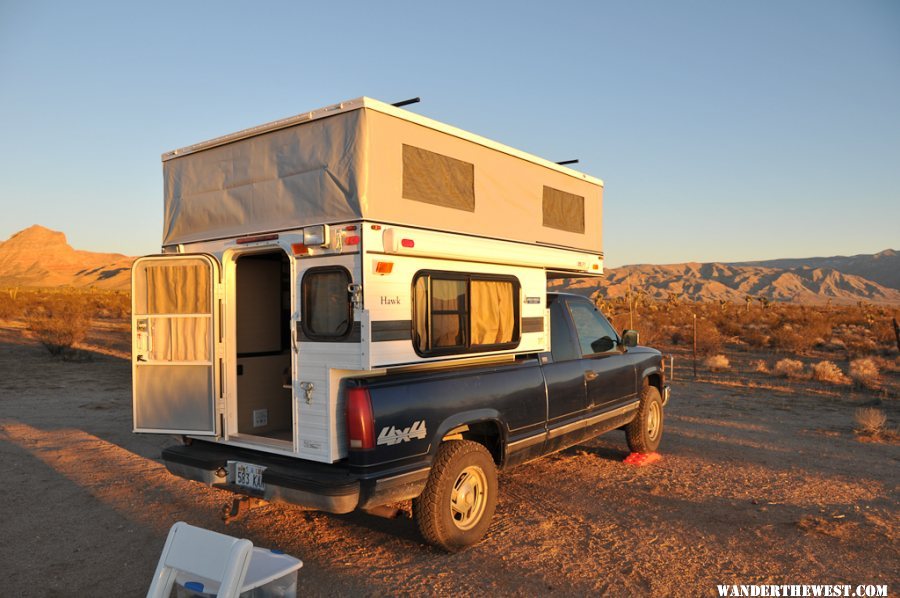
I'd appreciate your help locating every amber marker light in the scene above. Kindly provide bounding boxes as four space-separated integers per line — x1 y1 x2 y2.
375 261 394 275
291 243 309 255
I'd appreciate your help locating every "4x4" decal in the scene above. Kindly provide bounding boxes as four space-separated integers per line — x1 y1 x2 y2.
377 420 427 446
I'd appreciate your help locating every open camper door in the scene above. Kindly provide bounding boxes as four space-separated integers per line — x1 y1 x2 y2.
132 255 221 435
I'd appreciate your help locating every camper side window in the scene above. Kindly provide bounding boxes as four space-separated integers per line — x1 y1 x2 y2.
301 267 352 340
413 271 520 356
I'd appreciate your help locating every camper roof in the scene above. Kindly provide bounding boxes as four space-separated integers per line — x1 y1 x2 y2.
161 97 603 254
162 97 602 187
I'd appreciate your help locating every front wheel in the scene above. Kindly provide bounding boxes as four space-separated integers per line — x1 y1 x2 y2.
626 384 664 453
412 440 498 551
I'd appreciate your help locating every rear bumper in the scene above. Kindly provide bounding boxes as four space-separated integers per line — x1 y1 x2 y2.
163 442 360 514
162 441 430 514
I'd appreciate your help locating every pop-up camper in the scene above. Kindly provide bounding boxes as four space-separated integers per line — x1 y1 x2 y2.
133 97 603 464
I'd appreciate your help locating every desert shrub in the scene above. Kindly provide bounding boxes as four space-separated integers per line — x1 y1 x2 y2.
24 294 92 358
773 358 806 379
750 359 769 373
694 318 723 355
849 358 879 389
88 290 131 320
704 354 730 371
854 408 887 435
0 290 21 319
811 360 850 385
769 324 807 354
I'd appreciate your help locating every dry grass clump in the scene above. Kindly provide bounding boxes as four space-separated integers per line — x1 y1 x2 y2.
774 358 806 379
24 294 93 359
812 360 850 385
750 359 769 373
704 354 730 371
849 358 880 389
854 408 886 435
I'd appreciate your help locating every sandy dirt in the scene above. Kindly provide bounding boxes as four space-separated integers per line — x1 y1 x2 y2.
0 320 897 596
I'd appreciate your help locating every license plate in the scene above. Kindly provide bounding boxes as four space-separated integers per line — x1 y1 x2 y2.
233 461 266 492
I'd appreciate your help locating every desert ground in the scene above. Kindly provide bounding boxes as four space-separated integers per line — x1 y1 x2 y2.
0 319 897 597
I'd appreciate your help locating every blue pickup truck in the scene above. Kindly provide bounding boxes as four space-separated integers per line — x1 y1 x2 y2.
162 292 670 551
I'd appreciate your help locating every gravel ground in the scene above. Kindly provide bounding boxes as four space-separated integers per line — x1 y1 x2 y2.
0 322 897 596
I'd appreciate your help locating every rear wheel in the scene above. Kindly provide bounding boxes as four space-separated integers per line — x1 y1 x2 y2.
626 384 664 453
412 440 497 551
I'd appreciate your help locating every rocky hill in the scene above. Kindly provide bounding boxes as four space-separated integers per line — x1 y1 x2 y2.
551 252 900 305
1 225 897 304
0 225 132 289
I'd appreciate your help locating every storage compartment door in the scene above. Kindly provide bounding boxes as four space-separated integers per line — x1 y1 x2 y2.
132 254 220 435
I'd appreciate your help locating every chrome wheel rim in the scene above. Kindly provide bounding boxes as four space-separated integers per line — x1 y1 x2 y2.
647 401 661 441
450 465 488 531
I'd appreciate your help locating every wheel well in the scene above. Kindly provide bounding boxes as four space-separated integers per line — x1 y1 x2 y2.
646 373 662 392
443 421 503 465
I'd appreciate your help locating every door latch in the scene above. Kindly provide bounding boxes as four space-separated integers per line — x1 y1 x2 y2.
299 381 315 404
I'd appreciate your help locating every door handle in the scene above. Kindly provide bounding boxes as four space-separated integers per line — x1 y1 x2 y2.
584 371 598 381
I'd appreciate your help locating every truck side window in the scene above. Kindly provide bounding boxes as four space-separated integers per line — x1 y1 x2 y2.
413 272 520 356
549 300 580 362
566 301 619 356
301 266 352 340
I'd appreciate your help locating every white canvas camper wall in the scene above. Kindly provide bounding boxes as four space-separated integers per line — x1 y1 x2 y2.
133 97 603 464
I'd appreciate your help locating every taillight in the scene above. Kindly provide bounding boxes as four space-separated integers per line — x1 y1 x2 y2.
346 387 374 450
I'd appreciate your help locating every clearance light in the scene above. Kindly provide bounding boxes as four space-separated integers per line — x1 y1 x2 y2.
592 264 600 270
291 243 309 255
370 224 382 230
375 261 394 275
345 225 357 231
345 235 360 246
237 233 279 245
401 239 415 248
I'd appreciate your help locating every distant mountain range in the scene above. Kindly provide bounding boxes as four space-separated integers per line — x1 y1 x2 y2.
0 225 897 304
552 250 900 305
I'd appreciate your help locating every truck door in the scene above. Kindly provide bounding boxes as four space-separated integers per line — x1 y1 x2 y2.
565 297 636 412
542 296 589 433
132 255 221 435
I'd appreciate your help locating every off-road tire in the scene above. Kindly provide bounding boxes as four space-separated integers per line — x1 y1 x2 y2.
412 440 498 552
626 384 664 453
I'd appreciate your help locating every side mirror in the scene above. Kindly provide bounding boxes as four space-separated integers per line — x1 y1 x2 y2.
622 329 639 348
590 337 616 353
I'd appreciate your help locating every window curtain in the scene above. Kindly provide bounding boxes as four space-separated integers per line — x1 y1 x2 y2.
471 280 514 345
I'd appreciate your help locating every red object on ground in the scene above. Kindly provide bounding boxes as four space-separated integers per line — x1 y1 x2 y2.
623 452 662 466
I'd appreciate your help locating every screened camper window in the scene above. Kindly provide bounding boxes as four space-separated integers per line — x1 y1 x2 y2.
402 144 475 212
542 186 585 234
301 267 352 340
413 271 519 356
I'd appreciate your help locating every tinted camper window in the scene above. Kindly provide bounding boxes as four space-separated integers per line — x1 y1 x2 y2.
413 271 519 356
301 267 352 340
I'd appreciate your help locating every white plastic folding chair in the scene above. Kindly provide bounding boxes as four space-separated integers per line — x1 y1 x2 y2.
146 521 254 598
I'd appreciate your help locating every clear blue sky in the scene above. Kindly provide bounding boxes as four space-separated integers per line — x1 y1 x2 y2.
1 1 898 267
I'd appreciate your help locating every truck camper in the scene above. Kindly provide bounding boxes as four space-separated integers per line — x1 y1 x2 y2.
134 98 667 550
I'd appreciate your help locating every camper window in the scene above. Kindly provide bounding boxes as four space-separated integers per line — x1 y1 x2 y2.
301 267 352 340
402 144 475 212
413 271 519 356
